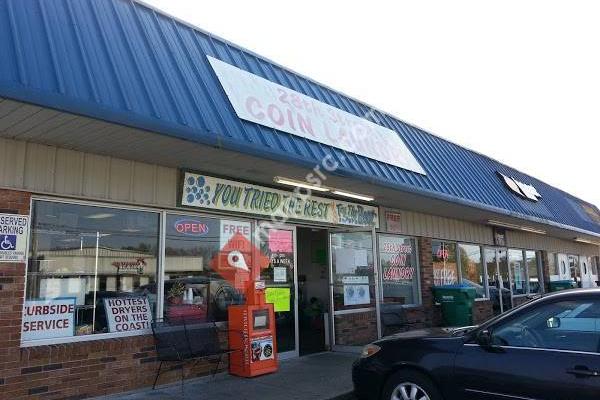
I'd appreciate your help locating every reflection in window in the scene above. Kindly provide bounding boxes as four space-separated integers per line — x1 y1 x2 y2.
509 249 526 295
459 244 485 298
163 215 250 322
378 235 419 305
526 251 541 293
548 253 559 281
432 241 458 286
24 201 159 341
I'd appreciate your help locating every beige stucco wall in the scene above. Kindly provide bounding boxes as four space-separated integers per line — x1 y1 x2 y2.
1 137 598 258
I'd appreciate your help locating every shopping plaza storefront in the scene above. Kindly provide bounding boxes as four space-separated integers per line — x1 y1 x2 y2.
1 0 599 398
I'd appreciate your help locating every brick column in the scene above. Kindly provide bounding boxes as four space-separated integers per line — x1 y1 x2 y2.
417 237 441 326
0 189 31 395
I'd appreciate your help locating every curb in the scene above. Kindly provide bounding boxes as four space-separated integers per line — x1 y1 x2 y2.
330 392 355 400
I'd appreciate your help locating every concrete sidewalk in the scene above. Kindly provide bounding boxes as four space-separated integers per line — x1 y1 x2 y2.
102 352 357 400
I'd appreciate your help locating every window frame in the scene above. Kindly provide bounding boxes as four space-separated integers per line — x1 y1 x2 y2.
507 248 544 297
22 196 260 347
457 242 488 299
22 196 163 347
162 211 255 322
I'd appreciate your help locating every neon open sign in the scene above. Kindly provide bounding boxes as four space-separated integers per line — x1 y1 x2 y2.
174 219 209 236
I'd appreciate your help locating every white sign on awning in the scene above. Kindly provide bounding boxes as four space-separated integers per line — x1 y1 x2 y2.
208 56 426 175
0 213 29 263
182 172 380 228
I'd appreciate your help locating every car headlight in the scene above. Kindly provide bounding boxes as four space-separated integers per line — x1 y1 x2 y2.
360 344 381 358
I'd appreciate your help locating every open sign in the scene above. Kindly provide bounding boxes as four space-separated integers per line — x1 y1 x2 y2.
174 219 209 236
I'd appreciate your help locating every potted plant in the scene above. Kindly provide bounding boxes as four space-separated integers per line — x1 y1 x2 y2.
167 281 185 305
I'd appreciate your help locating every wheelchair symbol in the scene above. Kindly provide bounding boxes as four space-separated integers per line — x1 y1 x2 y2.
0 235 16 250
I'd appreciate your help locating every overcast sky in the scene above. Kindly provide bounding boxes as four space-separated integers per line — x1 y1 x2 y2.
146 0 600 207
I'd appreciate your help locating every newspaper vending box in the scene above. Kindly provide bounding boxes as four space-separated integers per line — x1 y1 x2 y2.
228 302 278 377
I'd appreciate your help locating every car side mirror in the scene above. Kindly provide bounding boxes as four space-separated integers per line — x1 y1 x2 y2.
547 317 561 329
476 329 493 348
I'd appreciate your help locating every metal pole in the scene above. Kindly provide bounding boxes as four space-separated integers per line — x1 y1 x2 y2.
92 231 100 332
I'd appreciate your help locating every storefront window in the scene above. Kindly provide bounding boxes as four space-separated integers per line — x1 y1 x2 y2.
164 215 251 322
458 244 485 298
432 241 458 286
331 231 375 311
526 250 541 293
509 249 526 295
24 200 159 343
378 234 419 305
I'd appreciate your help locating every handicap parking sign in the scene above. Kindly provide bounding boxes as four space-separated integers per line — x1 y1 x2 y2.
0 235 16 250
0 214 29 263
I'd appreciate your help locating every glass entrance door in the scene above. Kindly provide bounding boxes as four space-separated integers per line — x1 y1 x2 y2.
485 248 512 315
329 228 379 350
257 224 298 359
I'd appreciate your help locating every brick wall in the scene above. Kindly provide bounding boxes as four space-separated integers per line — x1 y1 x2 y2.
0 189 31 398
0 189 223 400
417 237 443 326
472 300 493 324
334 311 377 346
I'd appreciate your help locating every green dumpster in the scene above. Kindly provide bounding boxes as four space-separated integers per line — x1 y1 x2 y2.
548 280 573 292
432 285 477 327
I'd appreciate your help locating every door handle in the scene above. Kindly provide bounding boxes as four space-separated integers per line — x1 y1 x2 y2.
566 367 600 377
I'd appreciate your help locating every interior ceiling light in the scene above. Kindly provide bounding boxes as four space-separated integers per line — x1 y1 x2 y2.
331 190 374 202
487 220 546 235
574 237 600 246
273 176 329 192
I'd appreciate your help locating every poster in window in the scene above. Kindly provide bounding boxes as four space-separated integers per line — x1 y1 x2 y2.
343 284 370 306
21 298 76 341
103 296 153 333
378 235 418 305
432 242 458 286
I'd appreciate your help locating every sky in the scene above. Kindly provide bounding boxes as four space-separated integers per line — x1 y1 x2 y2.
145 0 600 207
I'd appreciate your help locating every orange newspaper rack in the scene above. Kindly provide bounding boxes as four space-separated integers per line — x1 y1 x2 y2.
228 303 278 377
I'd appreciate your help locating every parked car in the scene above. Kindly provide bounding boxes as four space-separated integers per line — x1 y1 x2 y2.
353 288 600 400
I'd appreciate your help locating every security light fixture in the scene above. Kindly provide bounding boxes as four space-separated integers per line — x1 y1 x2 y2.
273 176 329 192
274 176 374 201
487 220 546 235
574 237 600 246
331 190 375 202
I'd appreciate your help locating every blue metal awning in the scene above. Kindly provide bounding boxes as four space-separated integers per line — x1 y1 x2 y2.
0 0 598 235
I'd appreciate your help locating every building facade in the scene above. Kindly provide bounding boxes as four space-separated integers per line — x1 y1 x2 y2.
0 0 599 399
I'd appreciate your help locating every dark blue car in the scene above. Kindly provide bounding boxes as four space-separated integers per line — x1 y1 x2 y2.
353 288 600 400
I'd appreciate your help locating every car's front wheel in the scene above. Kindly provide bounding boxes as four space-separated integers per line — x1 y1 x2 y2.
382 370 442 400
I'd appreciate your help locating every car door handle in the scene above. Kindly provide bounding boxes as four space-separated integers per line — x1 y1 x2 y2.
566 367 600 377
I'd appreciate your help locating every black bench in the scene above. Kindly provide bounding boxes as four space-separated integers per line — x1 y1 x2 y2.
151 318 237 391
